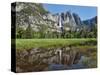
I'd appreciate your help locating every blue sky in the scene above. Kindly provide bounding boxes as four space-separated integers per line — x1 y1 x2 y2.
43 4 97 21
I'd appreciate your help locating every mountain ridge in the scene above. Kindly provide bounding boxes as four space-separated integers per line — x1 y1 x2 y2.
13 2 97 38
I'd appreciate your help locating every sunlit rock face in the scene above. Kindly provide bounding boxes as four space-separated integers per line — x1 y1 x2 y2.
63 11 77 26
73 13 82 26
15 2 84 33
55 11 84 32
15 2 97 36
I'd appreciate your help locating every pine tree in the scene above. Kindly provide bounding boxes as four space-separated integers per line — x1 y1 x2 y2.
25 24 32 39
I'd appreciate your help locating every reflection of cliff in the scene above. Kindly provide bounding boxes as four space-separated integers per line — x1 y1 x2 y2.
16 44 97 72
16 46 82 72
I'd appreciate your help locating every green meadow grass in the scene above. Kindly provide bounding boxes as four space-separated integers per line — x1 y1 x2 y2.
16 38 97 50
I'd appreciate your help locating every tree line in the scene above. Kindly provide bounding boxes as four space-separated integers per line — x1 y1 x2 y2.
16 24 97 39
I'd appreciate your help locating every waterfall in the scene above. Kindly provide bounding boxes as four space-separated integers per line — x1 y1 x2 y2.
58 14 64 33
59 14 62 28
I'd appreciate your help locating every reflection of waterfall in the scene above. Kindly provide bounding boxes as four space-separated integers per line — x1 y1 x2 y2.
59 50 62 64
55 49 62 64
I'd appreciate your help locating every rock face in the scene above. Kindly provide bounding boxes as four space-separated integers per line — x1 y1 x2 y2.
73 13 82 26
13 2 97 35
83 16 97 26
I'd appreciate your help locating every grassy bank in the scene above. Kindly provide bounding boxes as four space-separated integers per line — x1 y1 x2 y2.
16 38 97 50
